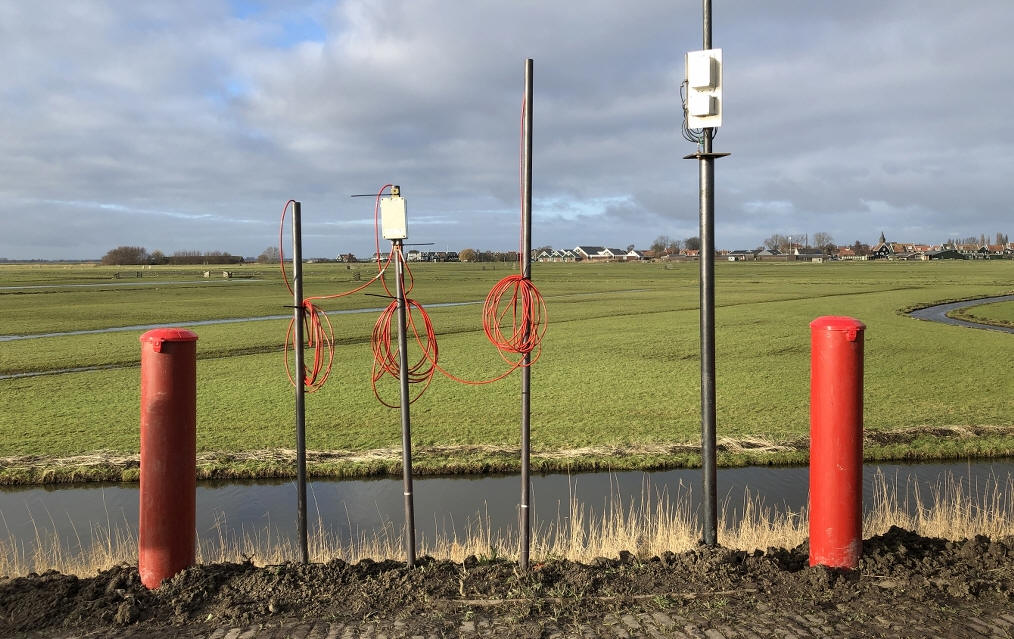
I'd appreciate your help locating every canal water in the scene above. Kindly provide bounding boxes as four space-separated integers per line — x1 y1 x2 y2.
2 460 1012 559
908 294 1014 334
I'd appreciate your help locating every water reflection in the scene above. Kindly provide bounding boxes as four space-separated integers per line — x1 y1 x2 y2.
2 459 1012 558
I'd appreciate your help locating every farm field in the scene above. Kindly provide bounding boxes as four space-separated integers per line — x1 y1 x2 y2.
1 260 1012 483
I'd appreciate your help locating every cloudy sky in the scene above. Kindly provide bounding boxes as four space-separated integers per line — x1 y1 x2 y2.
2 1 1012 260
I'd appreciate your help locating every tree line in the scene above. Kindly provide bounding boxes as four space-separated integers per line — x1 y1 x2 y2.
760 233 837 254
458 249 520 262
100 246 244 266
946 233 1009 247
649 236 702 256
647 232 856 256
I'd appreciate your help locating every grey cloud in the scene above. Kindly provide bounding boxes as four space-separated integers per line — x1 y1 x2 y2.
1 1 1012 260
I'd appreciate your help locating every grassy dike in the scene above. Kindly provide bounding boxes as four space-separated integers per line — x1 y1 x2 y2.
1 260 1012 484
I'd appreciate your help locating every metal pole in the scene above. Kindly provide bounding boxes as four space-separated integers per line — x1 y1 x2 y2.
519 58 534 571
292 201 310 564
683 0 728 547
393 239 417 568
699 0 718 547
703 0 712 49
699 142 717 547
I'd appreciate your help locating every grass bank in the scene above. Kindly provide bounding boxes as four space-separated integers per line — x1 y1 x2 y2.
4 425 1014 484
949 299 1014 328
1 261 1012 484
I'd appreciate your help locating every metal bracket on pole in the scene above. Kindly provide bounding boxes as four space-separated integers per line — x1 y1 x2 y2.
682 152 731 160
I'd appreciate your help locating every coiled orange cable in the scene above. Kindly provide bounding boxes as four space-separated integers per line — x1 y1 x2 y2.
369 245 438 406
280 197 391 392
365 96 548 405
282 92 546 404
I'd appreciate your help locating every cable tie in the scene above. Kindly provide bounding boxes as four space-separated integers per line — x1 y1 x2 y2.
520 504 529 508
403 492 412 496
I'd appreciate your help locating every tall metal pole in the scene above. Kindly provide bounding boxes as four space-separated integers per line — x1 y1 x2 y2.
291 201 310 564
699 0 719 547
699 143 717 547
393 239 417 568
519 58 534 571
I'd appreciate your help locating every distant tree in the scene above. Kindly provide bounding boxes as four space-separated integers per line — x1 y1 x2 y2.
684 236 701 251
169 250 198 265
459 248 477 262
535 245 554 255
257 246 281 264
763 234 788 252
996 232 1008 246
164 250 239 265
852 241 871 256
813 232 834 254
148 250 167 265
626 243 635 252
101 246 148 265
650 235 673 256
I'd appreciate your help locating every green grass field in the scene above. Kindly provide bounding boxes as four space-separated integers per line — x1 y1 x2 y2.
1 260 1012 483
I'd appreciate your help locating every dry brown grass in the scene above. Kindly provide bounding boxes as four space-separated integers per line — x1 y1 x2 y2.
2 471 1012 577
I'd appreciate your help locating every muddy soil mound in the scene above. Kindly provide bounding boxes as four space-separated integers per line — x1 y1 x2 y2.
2 527 1012 637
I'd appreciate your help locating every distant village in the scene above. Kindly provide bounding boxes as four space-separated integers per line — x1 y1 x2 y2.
39 231 1010 267
536 240 1013 263
348 233 1013 264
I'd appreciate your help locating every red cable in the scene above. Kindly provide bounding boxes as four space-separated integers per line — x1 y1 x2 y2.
368 95 547 405
483 273 546 366
368 249 545 405
369 247 438 406
279 200 296 295
279 198 391 392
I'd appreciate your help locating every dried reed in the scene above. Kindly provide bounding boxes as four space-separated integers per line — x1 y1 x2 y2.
1 471 1011 577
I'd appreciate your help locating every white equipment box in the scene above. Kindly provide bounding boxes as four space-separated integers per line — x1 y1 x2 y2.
685 48 723 128
380 196 408 240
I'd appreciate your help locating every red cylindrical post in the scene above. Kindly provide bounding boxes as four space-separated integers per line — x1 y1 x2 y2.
139 328 198 589
809 316 865 569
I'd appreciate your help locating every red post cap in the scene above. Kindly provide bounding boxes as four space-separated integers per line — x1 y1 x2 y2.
810 316 866 331
810 316 865 341
140 328 199 353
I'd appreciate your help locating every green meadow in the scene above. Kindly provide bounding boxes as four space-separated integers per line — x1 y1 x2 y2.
1 260 1012 484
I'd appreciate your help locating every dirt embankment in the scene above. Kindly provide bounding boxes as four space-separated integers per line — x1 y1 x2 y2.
2 527 1012 637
